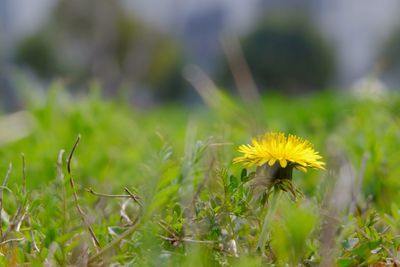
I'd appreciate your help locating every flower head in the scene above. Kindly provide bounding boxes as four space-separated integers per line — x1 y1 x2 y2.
233 132 325 172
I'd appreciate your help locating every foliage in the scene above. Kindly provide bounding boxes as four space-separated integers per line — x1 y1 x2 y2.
15 33 60 79
219 15 335 93
14 0 185 99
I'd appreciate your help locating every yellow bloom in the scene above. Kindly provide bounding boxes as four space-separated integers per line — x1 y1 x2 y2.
233 132 325 172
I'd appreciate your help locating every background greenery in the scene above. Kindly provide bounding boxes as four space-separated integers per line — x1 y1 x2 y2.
217 15 335 94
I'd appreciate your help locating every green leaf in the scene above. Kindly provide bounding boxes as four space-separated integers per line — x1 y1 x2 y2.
240 168 248 182
337 258 356 267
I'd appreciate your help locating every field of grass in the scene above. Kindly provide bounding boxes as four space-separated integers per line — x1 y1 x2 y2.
0 84 399 266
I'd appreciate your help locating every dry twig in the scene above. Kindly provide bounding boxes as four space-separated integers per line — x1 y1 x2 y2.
159 235 215 244
27 215 40 253
67 134 101 249
0 237 24 245
88 188 143 263
88 219 141 264
86 187 133 199
124 187 142 207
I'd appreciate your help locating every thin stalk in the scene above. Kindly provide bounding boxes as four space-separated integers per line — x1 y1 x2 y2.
56 149 67 235
256 189 281 251
0 163 12 237
21 154 26 195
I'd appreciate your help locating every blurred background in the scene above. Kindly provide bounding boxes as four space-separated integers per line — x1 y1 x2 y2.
1 0 400 111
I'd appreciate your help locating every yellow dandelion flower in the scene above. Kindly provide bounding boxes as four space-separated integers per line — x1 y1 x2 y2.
233 132 325 172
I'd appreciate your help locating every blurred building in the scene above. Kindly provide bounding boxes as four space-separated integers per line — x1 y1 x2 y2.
314 0 400 85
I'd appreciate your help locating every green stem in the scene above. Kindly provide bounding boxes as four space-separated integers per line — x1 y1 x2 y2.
256 189 281 251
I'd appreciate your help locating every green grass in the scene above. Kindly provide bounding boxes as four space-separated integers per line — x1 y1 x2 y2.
0 84 399 266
